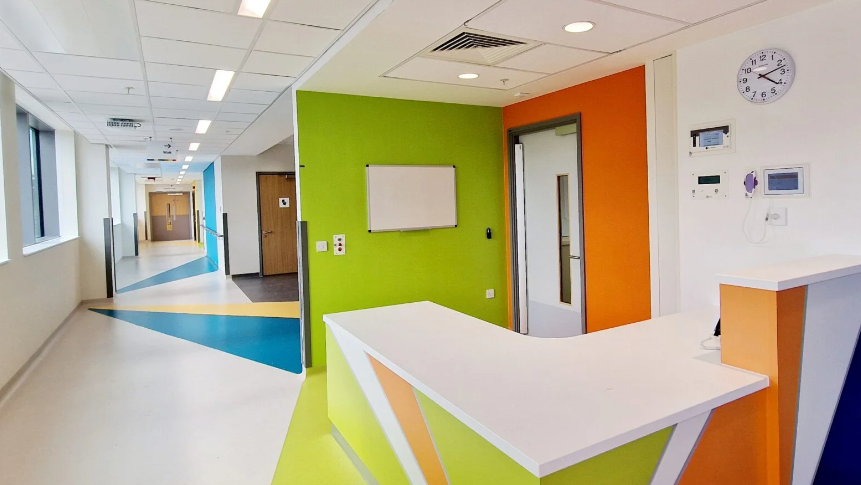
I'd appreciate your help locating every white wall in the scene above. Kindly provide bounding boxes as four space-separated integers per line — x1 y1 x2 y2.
109 166 122 261
0 73 81 391
219 144 295 275
676 0 861 309
135 181 146 241
118 169 136 257
76 134 111 300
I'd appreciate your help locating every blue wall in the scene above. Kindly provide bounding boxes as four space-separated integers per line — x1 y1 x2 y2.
203 163 218 266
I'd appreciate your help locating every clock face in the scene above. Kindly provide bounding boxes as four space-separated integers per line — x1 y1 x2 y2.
737 48 795 104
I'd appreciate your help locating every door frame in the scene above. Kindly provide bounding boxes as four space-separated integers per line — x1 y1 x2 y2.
256 171 297 277
507 113 586 334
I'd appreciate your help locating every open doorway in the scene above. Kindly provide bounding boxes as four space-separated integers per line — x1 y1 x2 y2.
508 115 586 337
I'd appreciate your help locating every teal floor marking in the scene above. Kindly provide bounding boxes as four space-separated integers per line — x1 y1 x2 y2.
91 309 302 374
117 257 218 293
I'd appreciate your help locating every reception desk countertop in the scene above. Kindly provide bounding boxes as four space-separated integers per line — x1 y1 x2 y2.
324 302 768 477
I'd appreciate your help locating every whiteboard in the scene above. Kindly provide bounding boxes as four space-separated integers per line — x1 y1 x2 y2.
367 165 457 232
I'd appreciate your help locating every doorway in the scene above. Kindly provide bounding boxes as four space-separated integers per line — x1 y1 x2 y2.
149 192 192 241
509 115 585 337
257 173 298 276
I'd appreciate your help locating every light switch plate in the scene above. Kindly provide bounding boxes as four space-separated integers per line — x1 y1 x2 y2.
333 235 346 255
315 241 327 252
279 198 290 208
486 289 495 299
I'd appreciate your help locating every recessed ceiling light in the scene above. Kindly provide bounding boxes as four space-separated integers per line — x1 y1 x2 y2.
196 119 212 134
238 0 271 18
185 156 193 162
189 143 200 151
182 164 190 169
564 21 595 33
207 70 235 102
180 171 186 175
458 73 479 80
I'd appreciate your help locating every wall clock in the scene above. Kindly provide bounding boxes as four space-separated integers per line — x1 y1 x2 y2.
737 48 795 104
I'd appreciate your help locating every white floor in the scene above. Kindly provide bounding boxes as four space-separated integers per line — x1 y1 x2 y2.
115 241 207 289
0 242 303 485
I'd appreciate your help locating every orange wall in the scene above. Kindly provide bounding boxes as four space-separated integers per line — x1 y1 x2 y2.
502 66 651 333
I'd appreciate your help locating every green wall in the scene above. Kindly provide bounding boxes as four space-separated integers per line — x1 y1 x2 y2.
297 91 507 366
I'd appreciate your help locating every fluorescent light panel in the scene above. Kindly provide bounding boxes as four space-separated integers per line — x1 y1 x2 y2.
207 70 235 101
196 119 212 134
180 171 186 175
189 143 200 151
185 156 193 162
238 0 271 18
182 164 190 169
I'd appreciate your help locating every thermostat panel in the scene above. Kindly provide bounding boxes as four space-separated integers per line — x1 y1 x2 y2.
690 120 734 156
691 171 727 199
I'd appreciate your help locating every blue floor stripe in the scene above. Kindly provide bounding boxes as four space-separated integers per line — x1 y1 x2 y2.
813 335 861 483
117 257 218 293
90 309 302 374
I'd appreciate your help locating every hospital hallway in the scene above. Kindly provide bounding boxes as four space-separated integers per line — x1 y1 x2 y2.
0 242 307 485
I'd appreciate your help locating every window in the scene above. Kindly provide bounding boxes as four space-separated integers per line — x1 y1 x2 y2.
29 127 44 240
17 108 59 246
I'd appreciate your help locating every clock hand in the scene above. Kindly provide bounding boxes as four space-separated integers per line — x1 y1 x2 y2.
758 75 780 85
757 64 786 78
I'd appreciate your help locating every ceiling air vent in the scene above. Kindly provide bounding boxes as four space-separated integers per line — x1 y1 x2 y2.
106 118 142 130
423 28 539 66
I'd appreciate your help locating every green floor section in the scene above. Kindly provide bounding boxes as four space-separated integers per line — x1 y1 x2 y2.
416 390 672 485
326 329 410 485
271 367 366 485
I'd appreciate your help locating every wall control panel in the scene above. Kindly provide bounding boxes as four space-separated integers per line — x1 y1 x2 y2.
689 120 734 156
763 166 807 196
333 235 346 255
691 171 727 199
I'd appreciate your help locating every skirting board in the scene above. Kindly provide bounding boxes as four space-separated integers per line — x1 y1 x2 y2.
332 424 381 485
0 303 81 411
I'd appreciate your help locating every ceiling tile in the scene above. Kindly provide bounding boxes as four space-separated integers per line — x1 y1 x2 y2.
60 112 92 122
143 0 236 14
146 63 215 86
141 37 245 70
33 52 142 79
29 88 71 102
243 51 312 77
155 124 193 133
148 81 208 99
498 45 605 74
255 21 340 57
211 120 250 130
45 101 80 113
0 22 21 49
80 0 141 60
231 72 293 92
224 88 279 104
150 97 220 111
0 49 43 72
220 102 266 114
154 117 197 127
54 74 145 94
152 108 218 119
602 0 760 23
467 0 687 53
386 57 545 90
270 0 373 29
67 91 149 107
136 1 261 49
79 104 152 117
6 71 61 89
216 112 258 122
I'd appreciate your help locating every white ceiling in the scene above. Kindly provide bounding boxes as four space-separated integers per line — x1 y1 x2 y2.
0 0 376 182
302 0 835 107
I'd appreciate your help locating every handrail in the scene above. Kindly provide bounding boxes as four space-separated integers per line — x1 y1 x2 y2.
200 224 224 238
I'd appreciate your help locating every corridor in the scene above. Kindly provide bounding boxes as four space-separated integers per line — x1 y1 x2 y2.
0 243 304 485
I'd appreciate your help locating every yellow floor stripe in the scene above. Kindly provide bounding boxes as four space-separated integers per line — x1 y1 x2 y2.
89 302 300 319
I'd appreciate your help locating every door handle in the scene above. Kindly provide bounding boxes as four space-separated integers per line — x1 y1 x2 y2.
569 255 581 260
263 231 273 237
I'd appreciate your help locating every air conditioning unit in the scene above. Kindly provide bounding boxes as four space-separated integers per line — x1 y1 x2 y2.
106 118 142 130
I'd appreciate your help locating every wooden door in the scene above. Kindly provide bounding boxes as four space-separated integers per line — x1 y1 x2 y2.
258 174 298 275
150 192 192 241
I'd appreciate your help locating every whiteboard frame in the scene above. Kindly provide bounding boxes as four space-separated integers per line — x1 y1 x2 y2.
366 164 458 233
